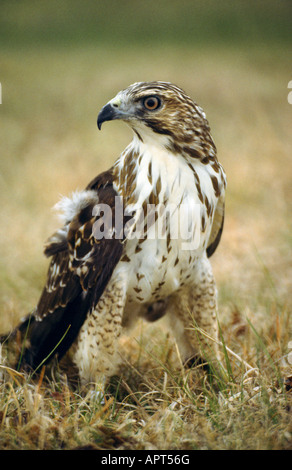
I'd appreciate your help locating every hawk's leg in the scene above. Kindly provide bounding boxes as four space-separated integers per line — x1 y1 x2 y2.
167 256 220 370
73 276 126 395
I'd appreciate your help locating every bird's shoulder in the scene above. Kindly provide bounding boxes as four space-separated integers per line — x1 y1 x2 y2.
36 168 125 318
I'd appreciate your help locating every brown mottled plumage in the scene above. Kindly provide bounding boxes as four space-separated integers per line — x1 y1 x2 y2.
2 82 226 394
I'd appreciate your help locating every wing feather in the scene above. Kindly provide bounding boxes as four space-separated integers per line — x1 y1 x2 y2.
206 193 225 258
19 170 127 370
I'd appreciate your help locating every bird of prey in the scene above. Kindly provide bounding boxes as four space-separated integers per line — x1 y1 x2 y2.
2 81 226 393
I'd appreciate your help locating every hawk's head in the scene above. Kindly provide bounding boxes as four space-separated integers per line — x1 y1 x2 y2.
97 81 216 160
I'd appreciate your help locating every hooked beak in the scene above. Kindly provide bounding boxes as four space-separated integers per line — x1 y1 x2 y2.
97 103 119 130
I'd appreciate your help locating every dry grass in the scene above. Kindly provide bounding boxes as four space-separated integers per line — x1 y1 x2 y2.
0 38 292 449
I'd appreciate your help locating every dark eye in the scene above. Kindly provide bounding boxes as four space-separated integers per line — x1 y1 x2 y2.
143 96 161 111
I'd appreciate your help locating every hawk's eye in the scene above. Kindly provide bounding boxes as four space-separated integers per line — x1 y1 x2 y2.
143 96 161 111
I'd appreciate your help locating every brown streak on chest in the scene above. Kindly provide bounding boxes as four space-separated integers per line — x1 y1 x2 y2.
211 175 221 198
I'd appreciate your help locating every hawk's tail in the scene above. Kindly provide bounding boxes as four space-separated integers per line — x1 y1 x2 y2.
18 292 90 373
0 312 36 372
0 312 36 345
0 293 89 374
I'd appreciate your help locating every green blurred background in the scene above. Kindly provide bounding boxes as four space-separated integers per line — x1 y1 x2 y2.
0 0 291 325
1 0 291 47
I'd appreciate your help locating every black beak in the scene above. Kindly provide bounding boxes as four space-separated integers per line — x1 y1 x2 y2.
97 103 117 130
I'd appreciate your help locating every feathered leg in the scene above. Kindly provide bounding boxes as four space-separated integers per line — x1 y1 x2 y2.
167 255 220 368
73 275 127 394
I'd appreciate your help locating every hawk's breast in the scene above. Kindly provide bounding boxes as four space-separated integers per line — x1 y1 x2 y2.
113 142 217 304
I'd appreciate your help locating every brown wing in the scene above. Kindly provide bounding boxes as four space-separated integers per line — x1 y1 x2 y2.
37 174 122 317
20 170 127 371
206 193 225 258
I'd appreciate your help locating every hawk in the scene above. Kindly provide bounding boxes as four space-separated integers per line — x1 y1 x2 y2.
2 81 226 393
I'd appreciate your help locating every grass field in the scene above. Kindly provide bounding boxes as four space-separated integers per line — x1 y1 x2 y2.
0 1 291 450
